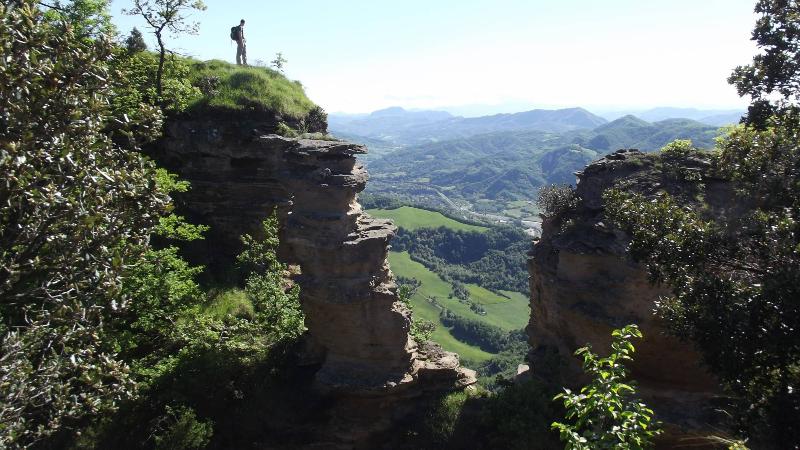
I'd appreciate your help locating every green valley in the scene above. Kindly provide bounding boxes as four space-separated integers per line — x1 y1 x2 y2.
366 206 488 232
352 113 727 231
388 251 528 363
369 204 531 378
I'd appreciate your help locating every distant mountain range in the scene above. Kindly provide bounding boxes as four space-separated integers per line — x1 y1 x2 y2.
330 106 744 148
599 107 744 126
364 113 723 203
330 106 608 146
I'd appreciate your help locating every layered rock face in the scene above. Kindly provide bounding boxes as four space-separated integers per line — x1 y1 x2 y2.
529 150 734 442
152 114 474 445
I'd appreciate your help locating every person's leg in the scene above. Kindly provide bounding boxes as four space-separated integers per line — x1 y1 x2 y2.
242 43 247 66
236 42 243 65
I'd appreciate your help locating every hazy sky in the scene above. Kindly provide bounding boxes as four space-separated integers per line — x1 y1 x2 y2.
110 0 759 114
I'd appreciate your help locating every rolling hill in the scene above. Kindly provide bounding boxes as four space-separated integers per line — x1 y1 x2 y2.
583 115 721 151
329 106 454 141
366 116 722 206
330 106 607 146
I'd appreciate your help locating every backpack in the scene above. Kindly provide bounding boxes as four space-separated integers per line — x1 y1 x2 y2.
230 26 238 41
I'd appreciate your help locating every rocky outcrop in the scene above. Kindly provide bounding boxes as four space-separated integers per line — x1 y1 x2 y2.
528 150 735 444
151 113 474 446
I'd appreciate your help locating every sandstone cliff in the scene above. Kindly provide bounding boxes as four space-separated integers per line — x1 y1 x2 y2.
149 110 474 447
528 149 736 444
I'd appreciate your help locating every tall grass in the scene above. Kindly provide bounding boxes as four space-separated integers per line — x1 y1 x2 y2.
188 59 316 120
203 288 255 320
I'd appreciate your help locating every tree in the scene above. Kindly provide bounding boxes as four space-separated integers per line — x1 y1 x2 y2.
537 184 578 220
0 1 171 445
125 26 147 53
552 325 661 450
238 214 306 343
271 52 287 72
601 2 800 446
40 0 115 38
604 169 800 448
729 0 800 127
397 285 435 343
123 0 206 100
304 105 328 133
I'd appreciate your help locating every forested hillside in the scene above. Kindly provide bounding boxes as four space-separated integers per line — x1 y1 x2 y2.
362 114 721 230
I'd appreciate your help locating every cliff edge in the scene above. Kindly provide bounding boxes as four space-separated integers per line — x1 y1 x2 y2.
528 149 737 444
149 110 475 447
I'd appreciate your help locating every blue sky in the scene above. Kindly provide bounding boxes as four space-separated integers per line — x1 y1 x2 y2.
110 0 759 115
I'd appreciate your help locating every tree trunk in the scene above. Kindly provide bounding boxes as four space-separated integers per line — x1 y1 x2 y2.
156 30 165 102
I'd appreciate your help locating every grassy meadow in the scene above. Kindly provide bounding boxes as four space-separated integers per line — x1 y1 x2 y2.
388 251 528 362
367 206 488 232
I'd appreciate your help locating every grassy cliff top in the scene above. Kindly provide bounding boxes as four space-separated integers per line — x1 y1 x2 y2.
188 59 317 120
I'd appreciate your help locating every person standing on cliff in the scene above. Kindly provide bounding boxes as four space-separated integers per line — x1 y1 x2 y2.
234 19 247 66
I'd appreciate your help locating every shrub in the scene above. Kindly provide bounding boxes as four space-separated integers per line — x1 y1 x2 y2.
193 74 221 97
398 285 436 343
552 325 661 449
81 214 306 448
276 122 299 137
605 147 800 446
149 405 213 450
304 105 328 133
238 213 306 343
658 139 705 182
111 50 202 114
537 184 578 219
424 391 471 443
659 139 696 160
481 380 562 449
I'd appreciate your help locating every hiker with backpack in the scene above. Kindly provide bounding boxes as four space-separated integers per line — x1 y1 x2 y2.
231 19 247 66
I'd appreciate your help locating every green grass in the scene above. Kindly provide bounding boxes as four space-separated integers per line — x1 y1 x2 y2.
507 200 530 208
505 200 541 218
464 286 529 331
368 206 488 232
388 251 529 363
203 288 254 320
504 208 523 218
188 59 316 120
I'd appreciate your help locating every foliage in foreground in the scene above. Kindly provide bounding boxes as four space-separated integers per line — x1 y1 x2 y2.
0 2 169 445
605 129 800 445
729 0 800 127
82 215 306 449
552 325 661 450
400 380 561 450
601 3 800 445
0 1 312 446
